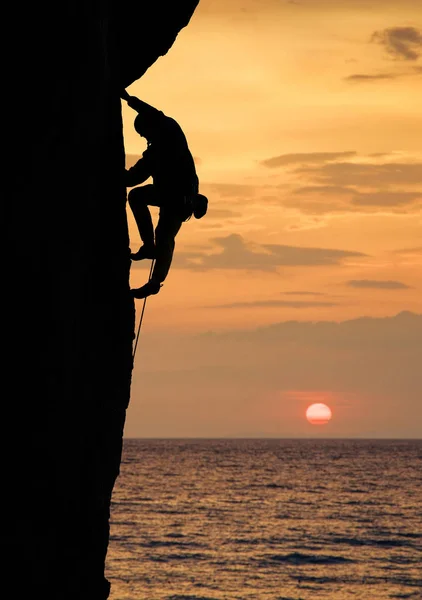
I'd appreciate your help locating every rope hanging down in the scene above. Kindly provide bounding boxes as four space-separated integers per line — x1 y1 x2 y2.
132 258 155 359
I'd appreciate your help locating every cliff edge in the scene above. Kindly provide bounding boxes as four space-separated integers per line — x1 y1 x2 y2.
4 2 199 598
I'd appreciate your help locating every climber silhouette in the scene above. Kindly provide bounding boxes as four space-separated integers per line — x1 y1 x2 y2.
123 93 208 299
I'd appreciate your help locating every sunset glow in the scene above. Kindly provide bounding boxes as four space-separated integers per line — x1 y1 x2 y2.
121 0 421 439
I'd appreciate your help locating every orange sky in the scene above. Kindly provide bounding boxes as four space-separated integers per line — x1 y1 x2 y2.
121 0 421 438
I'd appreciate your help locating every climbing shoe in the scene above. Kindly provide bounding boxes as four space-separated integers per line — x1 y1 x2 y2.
130 245 156 261
131 280 162 299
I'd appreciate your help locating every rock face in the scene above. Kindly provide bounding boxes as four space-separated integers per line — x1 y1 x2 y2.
5 2 199 598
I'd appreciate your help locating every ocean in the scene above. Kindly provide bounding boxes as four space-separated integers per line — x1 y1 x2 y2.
106 439 422 600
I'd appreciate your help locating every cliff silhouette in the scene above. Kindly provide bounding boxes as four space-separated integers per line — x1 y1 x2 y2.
5 2 199 598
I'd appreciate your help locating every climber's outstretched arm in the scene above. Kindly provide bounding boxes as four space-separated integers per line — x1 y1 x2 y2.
125 95 148 113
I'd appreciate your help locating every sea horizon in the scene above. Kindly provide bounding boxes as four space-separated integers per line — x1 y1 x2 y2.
123 436 422 440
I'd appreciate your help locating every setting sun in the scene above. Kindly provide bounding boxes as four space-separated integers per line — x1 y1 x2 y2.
306 403 332 425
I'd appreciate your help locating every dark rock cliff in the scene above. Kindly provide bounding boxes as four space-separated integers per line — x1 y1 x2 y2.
5 2 199 598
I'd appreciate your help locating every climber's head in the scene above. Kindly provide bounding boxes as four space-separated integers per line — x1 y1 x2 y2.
134 114 149 138
134 108 165 140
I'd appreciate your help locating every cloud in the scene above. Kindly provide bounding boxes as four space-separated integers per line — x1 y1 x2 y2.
347 280 411 290
344 67 422 82
169 233 367 272
196 311 422 411
344 73 398 82
288 185 354 215
196 155 422 219
296 162 422 187
257 153 422 216
393 246 422 255
287 165 422 214
128 311 422 438
260 151 356 168
262 241 366 265
213 310 422 349
207 299 338 309
351 191 422 207
371 27 422 61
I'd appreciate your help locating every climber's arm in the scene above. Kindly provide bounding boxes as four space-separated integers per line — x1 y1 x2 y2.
126 95 147 113
125 157 151 188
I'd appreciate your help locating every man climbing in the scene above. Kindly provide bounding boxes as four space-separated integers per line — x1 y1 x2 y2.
123 92 208 299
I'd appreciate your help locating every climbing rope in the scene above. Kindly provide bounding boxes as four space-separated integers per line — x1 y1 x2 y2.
132 258 155 359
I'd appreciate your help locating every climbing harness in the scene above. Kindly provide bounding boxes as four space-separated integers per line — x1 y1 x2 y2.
132 258 155 359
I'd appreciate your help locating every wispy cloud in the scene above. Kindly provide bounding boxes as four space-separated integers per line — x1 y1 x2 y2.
260 151 356 168
347 280 411 290
284 156 422 215
284 189 422 216
351 191 422 207
196 155 422 219
295 161 422 187
262 241 366 265
393 246 422 256
167 234 368 272
344 67 422 83
213 310 422 348
207 299 338 309
344 73 398 82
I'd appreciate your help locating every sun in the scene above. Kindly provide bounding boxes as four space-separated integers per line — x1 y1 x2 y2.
306 403 332 425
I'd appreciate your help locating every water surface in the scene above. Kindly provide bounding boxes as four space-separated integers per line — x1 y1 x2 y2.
106 439 422 599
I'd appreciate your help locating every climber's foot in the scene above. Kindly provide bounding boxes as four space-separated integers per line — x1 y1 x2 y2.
130 245 156 261
131 280 162 299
